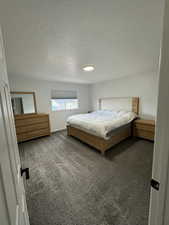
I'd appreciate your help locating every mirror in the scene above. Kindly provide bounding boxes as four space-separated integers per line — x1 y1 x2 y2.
11 92 37 115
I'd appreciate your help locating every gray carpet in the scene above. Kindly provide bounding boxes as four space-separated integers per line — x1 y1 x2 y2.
19 131 153 225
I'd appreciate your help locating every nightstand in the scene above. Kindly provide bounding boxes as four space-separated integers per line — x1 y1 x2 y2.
133 119 155 141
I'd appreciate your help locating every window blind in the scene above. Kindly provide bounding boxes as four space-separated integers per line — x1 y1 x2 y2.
51 90 77 99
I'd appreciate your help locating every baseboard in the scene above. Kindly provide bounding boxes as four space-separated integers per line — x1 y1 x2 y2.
51 128 66 133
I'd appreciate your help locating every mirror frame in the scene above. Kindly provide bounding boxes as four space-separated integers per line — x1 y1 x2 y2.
10 91 37 115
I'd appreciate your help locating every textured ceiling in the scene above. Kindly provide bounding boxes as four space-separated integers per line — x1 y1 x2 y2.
0 0 164 83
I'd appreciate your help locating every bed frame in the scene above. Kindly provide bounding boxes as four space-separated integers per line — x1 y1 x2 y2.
67 97 139 154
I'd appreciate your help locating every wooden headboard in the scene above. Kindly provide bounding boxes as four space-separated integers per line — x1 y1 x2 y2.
98 97 139 114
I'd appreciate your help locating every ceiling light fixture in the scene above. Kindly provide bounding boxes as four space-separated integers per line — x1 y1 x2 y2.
83 65 95 72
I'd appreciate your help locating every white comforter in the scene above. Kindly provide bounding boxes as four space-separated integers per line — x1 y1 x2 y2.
67 110 137 139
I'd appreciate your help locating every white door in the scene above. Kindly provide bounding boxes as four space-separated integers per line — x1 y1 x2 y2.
0 28 30 225
149 0 169 225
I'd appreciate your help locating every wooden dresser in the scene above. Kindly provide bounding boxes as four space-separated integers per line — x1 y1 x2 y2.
133 119 155 141
14 113 51 142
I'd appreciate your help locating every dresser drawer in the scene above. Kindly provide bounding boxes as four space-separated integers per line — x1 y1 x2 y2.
16 122 49 134
134 123 155 132
17 128 50 142
134 128 154 141
15 116 49 127
14 114 50 142
133 119 155 141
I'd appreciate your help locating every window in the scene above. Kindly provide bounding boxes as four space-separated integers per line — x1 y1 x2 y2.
51 90 79 111
51 98 79 111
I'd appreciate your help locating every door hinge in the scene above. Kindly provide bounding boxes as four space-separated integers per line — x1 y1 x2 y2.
151 179 160 191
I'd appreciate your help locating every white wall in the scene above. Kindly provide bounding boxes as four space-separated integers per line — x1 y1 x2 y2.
91 72 159 119
9 75 91 132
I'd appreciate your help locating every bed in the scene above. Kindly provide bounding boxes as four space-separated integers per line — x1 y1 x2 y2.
67 97 139 154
